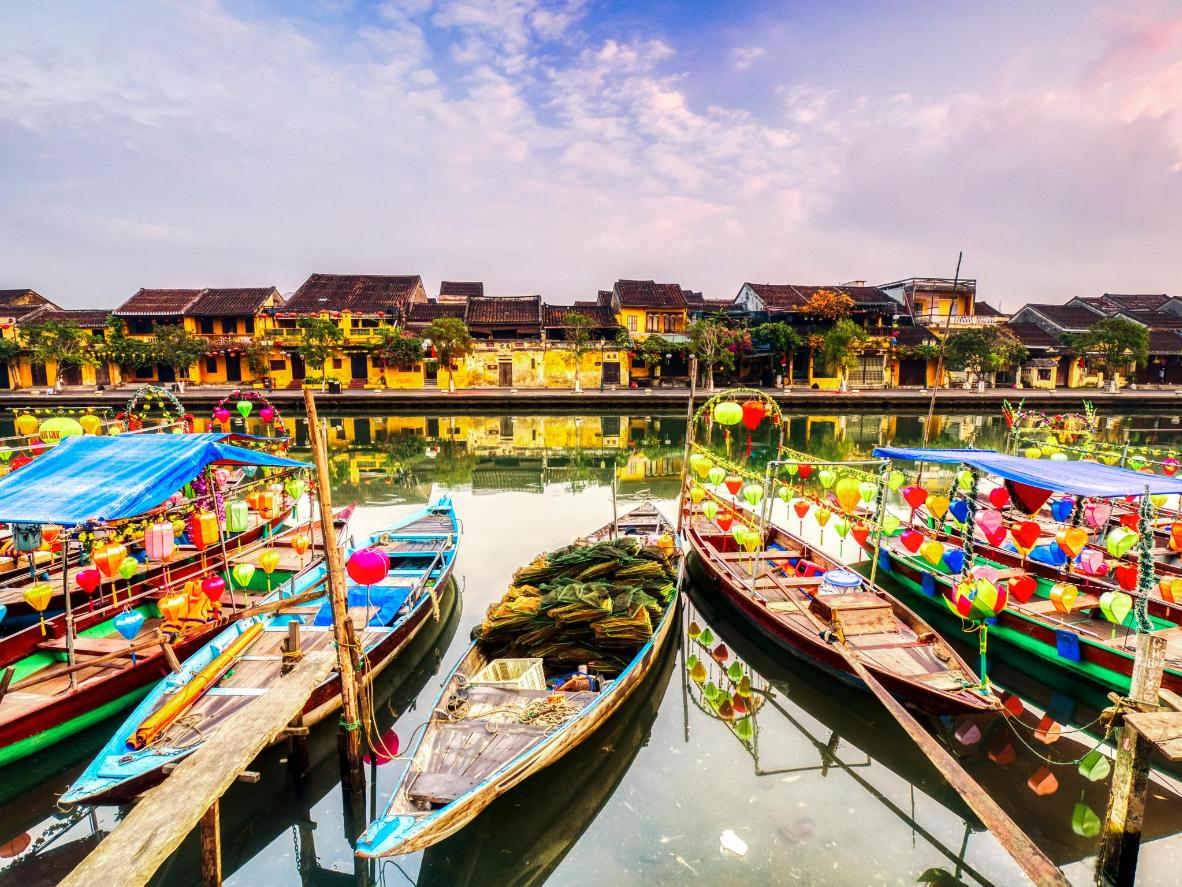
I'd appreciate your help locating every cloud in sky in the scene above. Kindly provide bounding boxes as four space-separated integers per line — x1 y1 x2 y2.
1 0 1180 311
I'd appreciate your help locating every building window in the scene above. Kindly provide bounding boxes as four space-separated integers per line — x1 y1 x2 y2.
128 319 154 335
244 317 254 334
276 318 298 330
332 358 343 369
221 318 236 334
628 316 637 332
269 358 286 371
199 318 215 334
205 357 218 373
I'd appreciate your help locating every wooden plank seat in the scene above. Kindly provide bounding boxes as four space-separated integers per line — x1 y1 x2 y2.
407 771 481 805
36 636 133 657
1017 593 1103 617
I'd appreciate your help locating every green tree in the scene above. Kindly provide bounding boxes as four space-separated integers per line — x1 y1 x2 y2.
0 337 22 389
296 317 345 390
243 339 275 381
1071 317 1148 386
100 315 155 375
423 316 473 393
22 319 94 387
821 318 868 390
752 321 802 387
371 325 423 382
562 311 593 392
151 323 209 391
944 327 1029 386
687 316 740 391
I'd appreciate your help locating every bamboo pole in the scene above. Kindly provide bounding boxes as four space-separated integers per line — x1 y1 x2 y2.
61 536 77 689
1097 632 1168 886
676 355 698 533
302 387 365 794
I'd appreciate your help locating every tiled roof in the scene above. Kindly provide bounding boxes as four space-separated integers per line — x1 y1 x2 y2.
187 287 278 316
283 273 423 315
439 281 483 300
407 302 465 324
745 283 894 310
596 291 613 306
1079 293 1172 314
682 289 705 305
465 295 541 326
1003 322 1062 349
0 288 58 317
893 325 936 346
20 307 111 327
543 304 618 328
114 288 201 316
613 280 687 308
1025 303 1103 331
1148 329 1182 355
973 301 1004 316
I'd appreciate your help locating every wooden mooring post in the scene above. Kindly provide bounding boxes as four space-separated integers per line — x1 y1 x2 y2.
59 651 335 887
303 387 366 795
1096 633 1169 886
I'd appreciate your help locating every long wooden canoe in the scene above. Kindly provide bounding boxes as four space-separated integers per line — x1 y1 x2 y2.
61 498 458 804
685 490 998 716
355 501 680 858
0 509 349 770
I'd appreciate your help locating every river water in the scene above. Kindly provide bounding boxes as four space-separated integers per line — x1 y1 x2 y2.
3 408 1182 886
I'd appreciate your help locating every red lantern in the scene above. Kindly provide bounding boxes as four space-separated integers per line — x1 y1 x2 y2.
987 487 1010 509
346 548 389 586
1011 521 1041 551
1114 565 1138 592
740 400 764 431
851 524 871 547
1007 575 1037 604
76 568 102 595
900 529 923 553
201 575 226 603
716 514 734 532
190 512 219 549
901 486 928 511
792 501 810 519
797 464 813 481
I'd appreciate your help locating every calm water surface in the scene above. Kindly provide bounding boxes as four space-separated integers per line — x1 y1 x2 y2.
4 409 1182 886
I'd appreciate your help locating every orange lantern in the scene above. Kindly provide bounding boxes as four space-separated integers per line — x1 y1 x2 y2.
159 594 187 624
93 542 128 579
190 511 220 550
292 534 310 557
258 492 281 520
246 492 262 512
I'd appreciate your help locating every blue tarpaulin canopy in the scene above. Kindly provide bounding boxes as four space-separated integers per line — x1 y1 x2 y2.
871 447 1182 499
0 433 308 525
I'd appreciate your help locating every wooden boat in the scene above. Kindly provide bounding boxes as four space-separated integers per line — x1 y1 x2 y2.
355 502 680 858
0 511 347 770
685 489 998 715
61 497 459 804
0 505 292 633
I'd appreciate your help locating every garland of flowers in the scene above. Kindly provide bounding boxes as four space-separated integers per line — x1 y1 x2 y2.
117 385 194 432
1135 492 1156 634
211 388 285 430
958 466 980 576
693 387 783 426
1003 399 1098 441
12 407 112 419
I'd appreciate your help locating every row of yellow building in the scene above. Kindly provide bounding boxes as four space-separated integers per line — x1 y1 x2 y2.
1 273 1170 391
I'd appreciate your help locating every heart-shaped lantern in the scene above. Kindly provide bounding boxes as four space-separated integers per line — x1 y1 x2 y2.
1099 591 1132 626
796 464 813 481
948 499 969 524
1050 499 1074 523
1011 521 1041 553
1106 527 1137 559
927 495 950 521
1055 527 1088 559
920 539 945 567
1084 503 1111 529
901 486 928 511
900 529 924 554
1049 583 1079 613
1007 574 1037 604
1114 564 1138 592
888 470 905 492
988 487 1010 509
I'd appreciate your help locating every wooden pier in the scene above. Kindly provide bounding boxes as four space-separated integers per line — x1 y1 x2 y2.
59 650 335 887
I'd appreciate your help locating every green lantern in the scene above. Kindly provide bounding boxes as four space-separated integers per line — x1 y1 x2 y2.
818 468 837 489
742 484 764 507
225 500 249 534
727 661 744 682
1078 750 1111 782
708 466 727 487
713 402 742 426
236 399 253 419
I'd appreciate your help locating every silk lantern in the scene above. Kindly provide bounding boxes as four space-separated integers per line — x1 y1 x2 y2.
260 549 281 574
740 400 764 431
232 562 256 588
901 486 928 512
713 402 742 426
1050 498 1074 523
920 539 945 567
689 484 705 505
1099 591 1132 627
191 512 219 550
292 534 311 557
145 522 175 562
881 512 901 534
900 529 924 553
347 548 390 586
93 542 128 579
78 413 102 435
159 594 186 625
1011 521 1041 553
742 484 763 507
225 500 249 534
1050 582 1079 613
987 487 1010 509
888 470 905 492
1007 574 1037 604
724 475 742 496
1055 527 1088 559
702 501 719 522
927 495 950 521
1105 527 1137 559
708 466 727 488
202 575 226 606
24 583 52 634
14 414 38 436
716 512 734 532
236 399 253 419
834 477 861 514
817 468 836 490
797 464 814 481
214 407 231 425
76 568 101 609
1114 564 1138 592
858 480 877 504
114 608 144 641
815 507 832 527
689 453 711 478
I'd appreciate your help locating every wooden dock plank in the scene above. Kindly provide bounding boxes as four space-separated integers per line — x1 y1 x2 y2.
59 650 336 887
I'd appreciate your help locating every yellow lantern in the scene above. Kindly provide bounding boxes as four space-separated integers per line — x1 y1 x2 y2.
78 413 102 435
260 549 281 590
15 414 38 437
159 594 187 624
24 583 53 635
689 485 705 506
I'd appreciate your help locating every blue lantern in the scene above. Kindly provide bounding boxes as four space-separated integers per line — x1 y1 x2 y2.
948 499 969 524
943 548 966 574
114 609 144 641
12 524 42 553
1050 498 1074 523
0 604 6 624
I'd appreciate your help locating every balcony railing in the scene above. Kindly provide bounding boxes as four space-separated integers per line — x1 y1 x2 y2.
914 313 1006 327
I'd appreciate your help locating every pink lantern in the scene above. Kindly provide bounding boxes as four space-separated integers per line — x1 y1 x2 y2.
346 548 389 586
145 522 175 562
76 568 102 596
201 575 226 604
214 408 231 425
259 406 275 423
213 468 229 488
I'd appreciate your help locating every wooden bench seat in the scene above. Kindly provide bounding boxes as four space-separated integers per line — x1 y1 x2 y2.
36 636 133 657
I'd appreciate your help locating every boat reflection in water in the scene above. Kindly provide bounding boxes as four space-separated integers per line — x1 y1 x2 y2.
684 583 1182 883
414 605 679 887
0 579 461 887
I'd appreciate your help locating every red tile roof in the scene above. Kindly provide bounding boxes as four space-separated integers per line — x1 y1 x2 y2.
973 301 1004 316
283 273 424 315
407 302 465 325
439 281 483 300
1022 303 1104 331
543 304 618 328
1148 330 1182 355
893 325 936 346
187 287 278 316
1003 322 1061 349
0 288 59 317
465 295 541 326
1079 293 1172 313
20 307 111 328
744 283 893 310
115 288 201 316
613 280 687 308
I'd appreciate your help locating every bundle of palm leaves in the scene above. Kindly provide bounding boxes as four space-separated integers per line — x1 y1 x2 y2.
475 537 676 674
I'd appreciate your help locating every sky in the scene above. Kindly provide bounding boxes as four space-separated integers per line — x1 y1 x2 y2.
2 0 1181 310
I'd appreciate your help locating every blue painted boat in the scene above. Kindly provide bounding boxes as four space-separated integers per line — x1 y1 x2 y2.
356 502 679 858
61 496 460 805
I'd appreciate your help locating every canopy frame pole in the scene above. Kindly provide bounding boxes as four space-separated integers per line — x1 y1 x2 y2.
675 355 699 534
205 466 236 616
867 461 889 587
62 534 77 689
